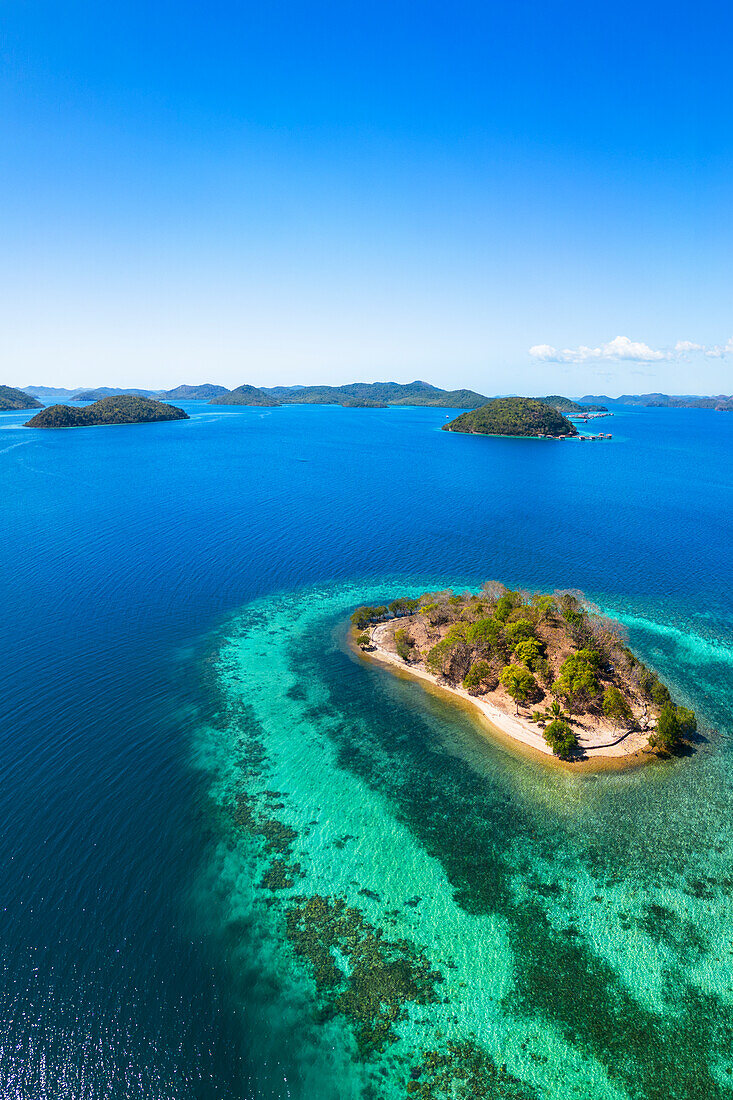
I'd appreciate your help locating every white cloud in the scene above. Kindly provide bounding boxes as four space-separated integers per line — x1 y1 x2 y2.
527 344 560 361
675 340 703 352
530 335 733 364
529 335 667 364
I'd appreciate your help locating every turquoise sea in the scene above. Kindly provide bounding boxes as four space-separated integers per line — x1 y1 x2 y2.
1 401 732 1099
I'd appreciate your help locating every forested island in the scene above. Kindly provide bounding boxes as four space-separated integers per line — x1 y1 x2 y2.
25 395 189 428
71 387 153 401
351 585 696 762
209 384 281 406
444 398 577 438
161 383 229 400
259 380 489 407
0 386 42 412
19 380 620 415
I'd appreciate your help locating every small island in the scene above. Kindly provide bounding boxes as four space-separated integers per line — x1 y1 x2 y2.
25 395 189 428
338 397 388 408
443 397 577 438
209 384 281 407
0 385 42 412
351 585 696 763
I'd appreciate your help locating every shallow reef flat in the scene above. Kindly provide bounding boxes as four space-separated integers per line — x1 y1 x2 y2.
190 581 733 1100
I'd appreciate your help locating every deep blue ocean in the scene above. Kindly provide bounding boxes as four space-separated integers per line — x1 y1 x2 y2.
1 401 732 1099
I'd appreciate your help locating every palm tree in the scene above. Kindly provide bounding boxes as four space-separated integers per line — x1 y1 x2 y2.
543 699 571 723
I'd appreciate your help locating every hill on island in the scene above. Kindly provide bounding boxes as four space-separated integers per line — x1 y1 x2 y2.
0 386 43 412
161 384 229 400
25 395 189 428
444 398 577 437
540 395 608 413
262 380 488 408
209 385 281 407
72 387 156 401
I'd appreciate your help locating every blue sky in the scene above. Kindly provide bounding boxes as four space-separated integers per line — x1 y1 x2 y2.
1 0 731 395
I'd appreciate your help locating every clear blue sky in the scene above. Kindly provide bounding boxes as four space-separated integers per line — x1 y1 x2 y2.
2 0 731 395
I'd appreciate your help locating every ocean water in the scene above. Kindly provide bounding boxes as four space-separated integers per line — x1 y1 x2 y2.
1 401 732 1099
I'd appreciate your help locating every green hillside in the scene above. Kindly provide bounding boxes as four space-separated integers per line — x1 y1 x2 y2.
209 385 281 406
25 395 189 428
0 386 43 412
444 398 577 438
262 380 488 407
163 384 230 400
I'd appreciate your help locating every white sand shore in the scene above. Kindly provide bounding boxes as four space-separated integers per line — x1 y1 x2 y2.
366 621 651 765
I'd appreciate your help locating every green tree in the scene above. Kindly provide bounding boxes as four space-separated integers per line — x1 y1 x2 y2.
494 591 522 622
394 629 414 661
466 616 503 653
463 660 492 694
514 638 542 665
350 606 375 629
543 719 579 760
505 618 535 646
602 685 632 725
531 656 553 687
676 706 697 737
648 704 697 752
639 669 671 707
356 632 370 649
499 664 538 714
648 704 681 752
531 593 556 618
552 649 600 712
426 635 469 682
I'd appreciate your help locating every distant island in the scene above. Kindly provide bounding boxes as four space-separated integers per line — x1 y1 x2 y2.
582 392 733 411
25 395 189 428
71 387 155 401
258 381 490 408
209 384 281 407
20 382 733 413
0 386 42 412
443 397 577 438
161 383 229 400
339 397 388 408
24 386 79 399
351 585 696 763
541 395 608 413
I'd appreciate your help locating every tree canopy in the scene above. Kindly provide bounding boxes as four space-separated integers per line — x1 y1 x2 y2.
443 398 577 438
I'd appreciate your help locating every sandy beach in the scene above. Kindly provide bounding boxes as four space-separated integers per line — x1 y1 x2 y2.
363 621 652 767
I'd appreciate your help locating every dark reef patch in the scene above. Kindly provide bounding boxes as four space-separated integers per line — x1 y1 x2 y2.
285 894 443 1057
407 1041 537 1099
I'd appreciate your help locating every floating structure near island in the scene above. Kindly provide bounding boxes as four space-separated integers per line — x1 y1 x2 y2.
539 432 612 440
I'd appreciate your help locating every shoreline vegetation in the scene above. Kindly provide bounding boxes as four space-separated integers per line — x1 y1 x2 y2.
350 584 696 766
